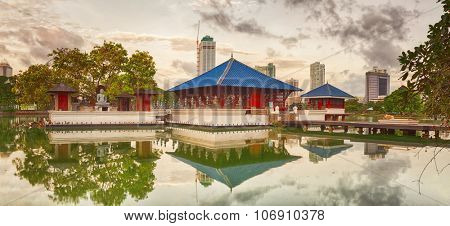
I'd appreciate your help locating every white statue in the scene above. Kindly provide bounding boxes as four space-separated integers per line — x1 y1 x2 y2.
96 89 107 104
293 106 298 114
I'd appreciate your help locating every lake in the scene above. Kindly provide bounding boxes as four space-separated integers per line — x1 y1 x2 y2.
0 116 449 206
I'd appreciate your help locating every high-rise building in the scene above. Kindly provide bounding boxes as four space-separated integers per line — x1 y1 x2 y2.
310 62 325 90
255 63 276 77
197 35 216 75
365 67 390 103
285 78 301 106
0 60 13 77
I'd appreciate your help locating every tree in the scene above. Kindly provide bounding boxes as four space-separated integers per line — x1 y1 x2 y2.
107 50 157 98
89 41 128 101
13 64 55 110
0 76 16 111
345 99 364 113
49 48 90 97
383 86 423 115
398 0 450 121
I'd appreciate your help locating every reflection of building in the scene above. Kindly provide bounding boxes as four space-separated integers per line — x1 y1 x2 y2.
168 127 300 189
169 127 269 149
0 60 13 77
49 129 158 144
364 143 390 160
197 35 216 75
310 62 325 90
365 67 390 103
255 63 276 77
196 171 214 187
301 138 353 163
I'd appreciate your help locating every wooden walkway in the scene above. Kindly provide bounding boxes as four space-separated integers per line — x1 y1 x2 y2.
283 120 449 138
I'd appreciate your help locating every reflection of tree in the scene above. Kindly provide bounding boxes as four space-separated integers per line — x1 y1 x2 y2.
0 117 17 152
14 136 159 205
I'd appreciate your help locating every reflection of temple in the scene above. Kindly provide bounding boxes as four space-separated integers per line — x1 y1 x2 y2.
301 138 353 163
169 127 270 149
168 127 300 190
364 143 390 160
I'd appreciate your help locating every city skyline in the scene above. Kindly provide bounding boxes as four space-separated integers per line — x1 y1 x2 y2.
0 0 443 96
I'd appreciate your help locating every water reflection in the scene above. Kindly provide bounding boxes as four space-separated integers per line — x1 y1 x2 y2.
1 117 449 206
13 128 161 205
168 130 300 190
301 138 353 163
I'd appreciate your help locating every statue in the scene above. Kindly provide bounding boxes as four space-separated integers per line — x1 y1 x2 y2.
95 88 110 111
96 89 107 104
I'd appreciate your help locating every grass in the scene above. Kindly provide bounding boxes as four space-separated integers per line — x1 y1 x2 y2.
282 126 450 146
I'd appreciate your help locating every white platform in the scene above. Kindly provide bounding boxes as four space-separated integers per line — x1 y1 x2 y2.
48 110 165 125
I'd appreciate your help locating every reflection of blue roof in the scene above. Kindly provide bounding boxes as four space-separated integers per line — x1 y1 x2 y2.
301 144 353 158
168 153 299 189
301 83 354 98
168 58 302 92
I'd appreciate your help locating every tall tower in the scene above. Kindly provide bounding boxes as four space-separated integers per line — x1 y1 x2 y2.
365 66 390 103
0 59 13 77
310 62 325 90
197 35 216 75
254 63 276 78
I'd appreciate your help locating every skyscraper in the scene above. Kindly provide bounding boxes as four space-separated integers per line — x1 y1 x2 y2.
285 78 301 106
255 63 276 77
365 66 390 103
0 59 13 77
197 35 216 75
310 62 325 90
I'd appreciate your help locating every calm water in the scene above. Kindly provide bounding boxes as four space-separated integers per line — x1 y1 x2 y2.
0 116 449 206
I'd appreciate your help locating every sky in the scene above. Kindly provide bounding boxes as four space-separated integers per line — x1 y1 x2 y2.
0 0 444 97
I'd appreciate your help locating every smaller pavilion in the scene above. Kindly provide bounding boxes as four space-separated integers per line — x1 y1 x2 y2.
300 83 354 121
116 92 134 111
47 83 77 111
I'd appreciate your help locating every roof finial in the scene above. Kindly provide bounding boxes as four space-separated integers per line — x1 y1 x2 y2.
231 51 233 59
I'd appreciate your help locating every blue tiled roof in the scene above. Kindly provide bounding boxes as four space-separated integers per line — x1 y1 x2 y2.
168 58 302 92
301 83 354 98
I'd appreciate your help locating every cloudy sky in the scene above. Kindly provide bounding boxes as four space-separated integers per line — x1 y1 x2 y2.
0 0 444 96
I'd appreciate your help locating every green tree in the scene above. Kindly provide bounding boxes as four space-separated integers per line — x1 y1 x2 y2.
398 0 450 121
383 86 423 115
367 101 385 113
345 99 364 113
49 48 90 96
13 64 55 110
0 76 16 111
107 50 157 98
89 41 128 101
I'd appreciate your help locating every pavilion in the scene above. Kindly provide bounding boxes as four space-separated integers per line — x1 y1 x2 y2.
300 83 354 121
167 57 302 126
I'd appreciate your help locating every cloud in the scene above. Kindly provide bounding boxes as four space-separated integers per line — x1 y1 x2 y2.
322 3 417 68
360 39 403 68
194 0 306 48
171 60 196 75
0 26 85 63
318 156 411 205
97 32 196 52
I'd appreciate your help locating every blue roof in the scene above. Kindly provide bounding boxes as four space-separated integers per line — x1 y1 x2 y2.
168 58 302 92
301 83 354 98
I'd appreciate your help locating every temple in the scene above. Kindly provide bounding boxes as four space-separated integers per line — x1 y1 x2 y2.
299 83 354 121
167 57 301 126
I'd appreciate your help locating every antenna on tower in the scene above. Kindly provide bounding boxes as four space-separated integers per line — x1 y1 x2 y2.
196 20 201 75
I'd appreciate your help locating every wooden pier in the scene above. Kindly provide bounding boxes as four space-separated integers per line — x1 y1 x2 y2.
283 120 449 139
